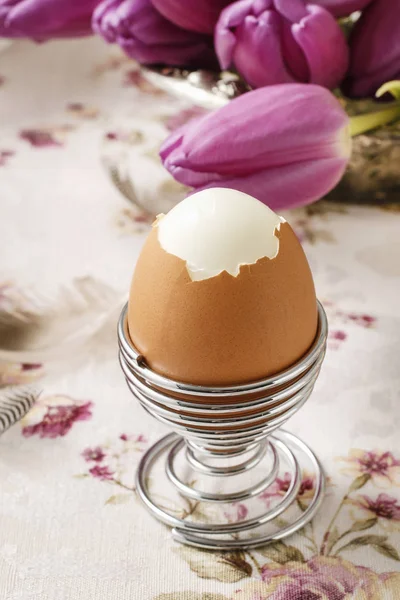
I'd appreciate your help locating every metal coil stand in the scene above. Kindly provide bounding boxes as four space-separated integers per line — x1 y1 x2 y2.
118 302 328 550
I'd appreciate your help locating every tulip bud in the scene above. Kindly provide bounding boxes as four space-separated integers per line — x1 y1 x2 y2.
215 0 349 90
160 84 351 210
309 0 372 18
93 0 216 68
0 0 98 39
343 0 400 98
151 0 231 34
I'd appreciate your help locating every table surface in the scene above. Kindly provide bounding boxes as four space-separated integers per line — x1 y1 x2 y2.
1 37 400 600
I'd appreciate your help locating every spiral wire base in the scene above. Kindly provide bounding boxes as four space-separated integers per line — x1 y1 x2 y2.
118 302 328 549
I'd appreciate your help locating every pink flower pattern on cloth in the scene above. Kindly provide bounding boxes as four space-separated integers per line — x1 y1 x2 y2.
350 494 400 526
234 556 400 599
339 450 400 488
21 395 93 438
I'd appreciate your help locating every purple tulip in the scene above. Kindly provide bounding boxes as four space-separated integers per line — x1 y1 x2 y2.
160 84 351 210
308 0 372 17
344 0 400 98
93 0 216 68
0 0 98 39
215 0 349 90
151 0 231 34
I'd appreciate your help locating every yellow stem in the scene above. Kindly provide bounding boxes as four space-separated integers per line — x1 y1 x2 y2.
376 80 400 100
350 80 400 137
350 103 400 137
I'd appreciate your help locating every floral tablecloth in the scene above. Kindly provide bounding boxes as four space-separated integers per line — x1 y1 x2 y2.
1 37 400 600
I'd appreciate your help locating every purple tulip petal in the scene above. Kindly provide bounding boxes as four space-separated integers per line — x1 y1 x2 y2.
237 12 297 87
280 19 309 81
162 84 349 174
5 0 94 28
160 83 351 210
217 6 297 88
196 156 349 210
215 0 255 69
308 0 372 18
151 0 231 34
93 0 216 68
215 0 349 89
292 4 349 89
344 0 400 98
1 0 97 38
273 0 307 22
266 0 310 81
214 28 236 70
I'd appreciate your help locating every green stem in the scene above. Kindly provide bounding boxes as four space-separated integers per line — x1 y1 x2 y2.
328 528 356 553
247 551 263 576
302 532 319 552
333 543 353 557
308 519 319 553
112 478 134 492
320 494 349 555
350 103 400 137
302 533 318 554
181 500 200 520
296 500 319 552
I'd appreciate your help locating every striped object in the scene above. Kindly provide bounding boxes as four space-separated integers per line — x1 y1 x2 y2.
0 388 37 435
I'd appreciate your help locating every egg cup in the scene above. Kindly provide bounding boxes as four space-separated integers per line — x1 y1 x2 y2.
118 301 328 550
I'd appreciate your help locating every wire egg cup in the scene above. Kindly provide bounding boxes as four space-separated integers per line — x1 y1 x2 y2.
118 301 328 550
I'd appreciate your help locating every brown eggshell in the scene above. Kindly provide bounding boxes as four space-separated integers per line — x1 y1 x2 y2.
128 222 317 387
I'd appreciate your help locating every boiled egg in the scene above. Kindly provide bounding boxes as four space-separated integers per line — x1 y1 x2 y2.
128 188 317 386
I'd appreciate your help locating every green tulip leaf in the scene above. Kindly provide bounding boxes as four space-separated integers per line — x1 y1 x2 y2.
335 535 400 562
174 547 252 582
258 540 305 564
349 473 371 492
348 518 378 533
